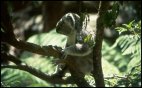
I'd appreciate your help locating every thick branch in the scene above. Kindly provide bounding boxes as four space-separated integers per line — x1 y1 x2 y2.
1 1 62 58
92 1 110 87
1 53 22 65
1 37 62 58
1 26 62 58
1 65 75 84
1 53 75 84
9 40 62 58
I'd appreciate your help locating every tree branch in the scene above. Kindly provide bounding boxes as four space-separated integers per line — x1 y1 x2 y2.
1 53 76 85
92 1 111 87
10 40 62 58
1 53 22 65
1 65 75 84
2 36 62 58
1 1 62 58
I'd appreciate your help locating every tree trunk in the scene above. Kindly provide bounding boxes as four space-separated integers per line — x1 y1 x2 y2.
92 1 111 87
42 1 64 32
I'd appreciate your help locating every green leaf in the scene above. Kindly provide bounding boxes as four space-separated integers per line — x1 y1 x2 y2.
115 27 127 34
84 34 92 43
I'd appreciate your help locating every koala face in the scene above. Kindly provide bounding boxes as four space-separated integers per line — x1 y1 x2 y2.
56 19 72 35
56 13 80 36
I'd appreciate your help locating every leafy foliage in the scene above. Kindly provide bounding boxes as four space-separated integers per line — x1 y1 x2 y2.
107 20 141 87
84 34 95 47
115 20 141 36
114 20 141 68
104 2 120 27
114 64 141 87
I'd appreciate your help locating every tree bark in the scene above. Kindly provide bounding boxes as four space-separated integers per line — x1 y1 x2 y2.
42 1 64 32
92 1 111 87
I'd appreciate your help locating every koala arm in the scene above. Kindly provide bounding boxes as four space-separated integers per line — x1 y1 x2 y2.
63 43 93 56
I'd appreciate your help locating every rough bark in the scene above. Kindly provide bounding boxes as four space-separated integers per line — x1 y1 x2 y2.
92 1 111 87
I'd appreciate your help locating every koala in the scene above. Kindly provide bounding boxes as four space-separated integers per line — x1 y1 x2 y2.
54 13 96 77
56 13 95 56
